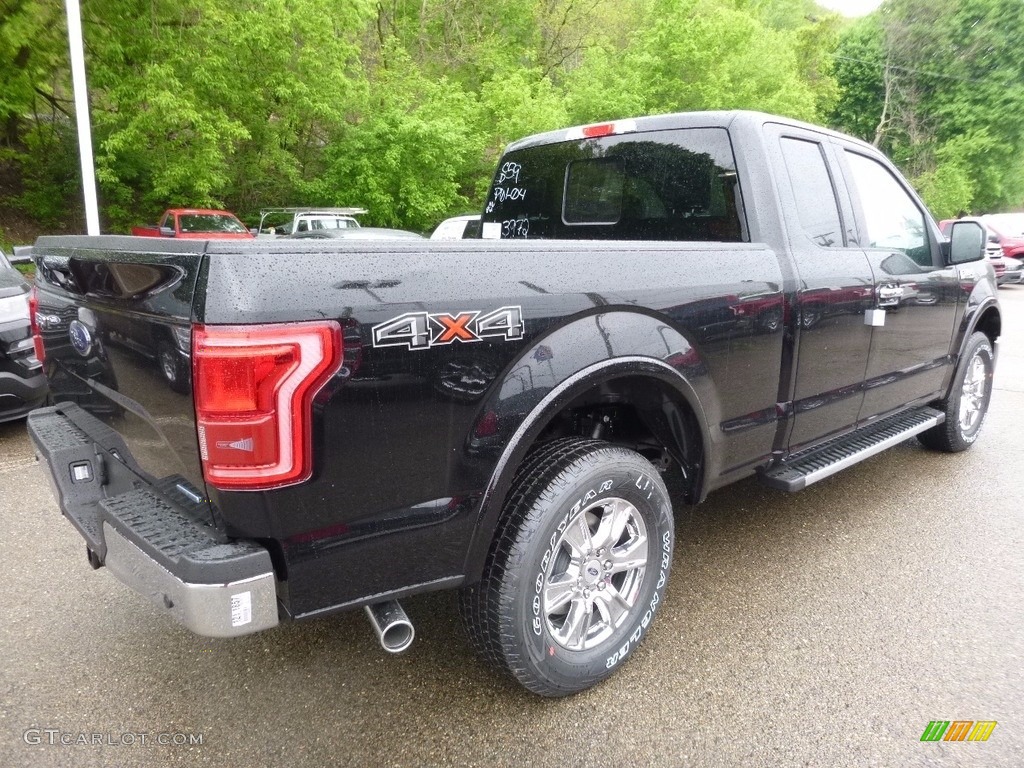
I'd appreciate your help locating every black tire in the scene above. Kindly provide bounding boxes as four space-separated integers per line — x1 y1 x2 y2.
157 340 190 394
918 331 994 452
459 438 674 697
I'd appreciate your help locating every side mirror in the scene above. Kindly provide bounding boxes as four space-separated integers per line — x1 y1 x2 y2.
159 225 176 237
948 221 985 264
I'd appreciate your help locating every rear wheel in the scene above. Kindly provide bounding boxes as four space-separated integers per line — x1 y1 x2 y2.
459 438 674 697
918 331 994 452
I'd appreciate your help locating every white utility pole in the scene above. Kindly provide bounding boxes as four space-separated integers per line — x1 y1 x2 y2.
65 0 100 234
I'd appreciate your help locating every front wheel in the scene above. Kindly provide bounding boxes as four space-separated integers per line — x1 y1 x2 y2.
459 438 674 697
918 331 994 452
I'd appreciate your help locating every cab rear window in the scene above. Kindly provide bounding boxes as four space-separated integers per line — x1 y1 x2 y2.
482 127 745 242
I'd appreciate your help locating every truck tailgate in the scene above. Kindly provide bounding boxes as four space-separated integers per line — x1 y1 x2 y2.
31 236 210 510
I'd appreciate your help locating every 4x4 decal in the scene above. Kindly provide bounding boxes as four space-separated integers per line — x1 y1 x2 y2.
372 306 525 350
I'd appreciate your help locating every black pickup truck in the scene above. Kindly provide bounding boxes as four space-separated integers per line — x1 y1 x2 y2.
27 111 999 697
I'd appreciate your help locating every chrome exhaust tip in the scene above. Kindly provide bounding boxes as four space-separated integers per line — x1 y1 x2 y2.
364 600 415 654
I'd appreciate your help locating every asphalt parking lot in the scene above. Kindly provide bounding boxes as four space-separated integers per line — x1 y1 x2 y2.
1 288 1022 768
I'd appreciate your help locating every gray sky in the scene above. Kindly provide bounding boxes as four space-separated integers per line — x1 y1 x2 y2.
817 0 883 16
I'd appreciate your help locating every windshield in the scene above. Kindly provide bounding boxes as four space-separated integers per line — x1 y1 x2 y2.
178 214 248 233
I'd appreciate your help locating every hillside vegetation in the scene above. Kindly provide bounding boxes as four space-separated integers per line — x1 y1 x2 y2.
1 0 1022 243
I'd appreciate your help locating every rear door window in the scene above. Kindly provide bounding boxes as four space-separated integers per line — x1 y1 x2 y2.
779 137 844 248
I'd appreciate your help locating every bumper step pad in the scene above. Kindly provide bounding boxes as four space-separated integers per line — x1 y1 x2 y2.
761 407 944 492
99 488 268 585
28 403 280 637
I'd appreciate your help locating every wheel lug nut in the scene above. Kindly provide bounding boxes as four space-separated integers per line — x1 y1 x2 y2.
604 561 612 570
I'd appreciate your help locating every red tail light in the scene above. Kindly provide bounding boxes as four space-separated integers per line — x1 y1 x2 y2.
28 286 45 363
193 321 342 490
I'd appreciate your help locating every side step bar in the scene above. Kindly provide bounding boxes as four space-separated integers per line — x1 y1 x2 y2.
761 407 945 492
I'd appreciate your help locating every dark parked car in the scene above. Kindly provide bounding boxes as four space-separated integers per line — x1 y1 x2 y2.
0 248 47 421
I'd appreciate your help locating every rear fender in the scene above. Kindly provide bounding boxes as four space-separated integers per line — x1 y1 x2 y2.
462 310 713 581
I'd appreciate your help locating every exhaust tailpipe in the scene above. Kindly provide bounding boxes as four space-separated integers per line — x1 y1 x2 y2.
364 600 415 654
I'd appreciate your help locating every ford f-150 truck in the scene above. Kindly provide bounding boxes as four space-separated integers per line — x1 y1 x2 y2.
27 111 998 697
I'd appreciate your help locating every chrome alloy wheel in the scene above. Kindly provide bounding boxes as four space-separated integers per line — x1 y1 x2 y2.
542 497 649 651
959 351 988 433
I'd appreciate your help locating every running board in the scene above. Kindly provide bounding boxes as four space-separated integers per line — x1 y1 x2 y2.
761 407 945 492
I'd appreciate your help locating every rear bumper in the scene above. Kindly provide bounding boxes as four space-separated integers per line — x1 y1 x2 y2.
27 403 279 638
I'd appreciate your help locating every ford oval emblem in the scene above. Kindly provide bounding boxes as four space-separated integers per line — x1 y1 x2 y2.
69 320 94 357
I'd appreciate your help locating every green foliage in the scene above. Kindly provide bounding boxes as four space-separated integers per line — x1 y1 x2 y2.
0 0 66 145
914 163 974 221
472 67 569 197
8 0 956 235
81 0 375 229
829 15 885 142
16 119 81 225
311 43 479 230
563 0 834 124
831 0 1024 214
640 0 822 119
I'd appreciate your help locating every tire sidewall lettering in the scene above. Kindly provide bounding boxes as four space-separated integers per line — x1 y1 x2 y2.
606 527 671 670
522 465 673 678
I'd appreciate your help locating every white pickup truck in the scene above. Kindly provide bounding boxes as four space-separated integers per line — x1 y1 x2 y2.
256 207 367 237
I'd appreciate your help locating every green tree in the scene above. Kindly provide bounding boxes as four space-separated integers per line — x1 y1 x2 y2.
0 0 67 147
564 0 835 124
312 43 480 230
84 0 374 228
2 0 853 234
831 0 1024 214
0 0 79 225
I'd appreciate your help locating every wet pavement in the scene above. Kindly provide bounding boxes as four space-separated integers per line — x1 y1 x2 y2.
1 287 1022 767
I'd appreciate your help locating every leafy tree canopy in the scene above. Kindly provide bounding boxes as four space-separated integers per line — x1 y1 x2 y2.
6 0 1017 234
830 0 1024 216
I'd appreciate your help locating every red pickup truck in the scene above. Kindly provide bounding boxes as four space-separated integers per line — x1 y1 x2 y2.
132 208 254 239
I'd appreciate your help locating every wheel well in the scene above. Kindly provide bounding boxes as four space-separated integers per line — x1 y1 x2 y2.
531 375 705 503
974 306 1001 344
